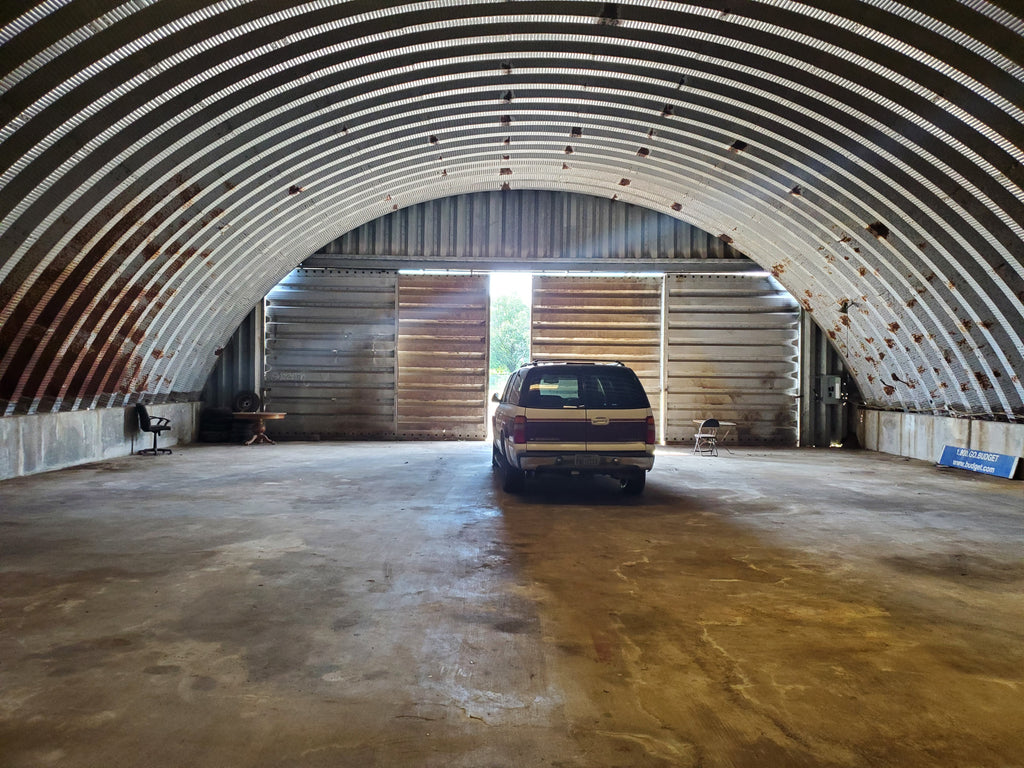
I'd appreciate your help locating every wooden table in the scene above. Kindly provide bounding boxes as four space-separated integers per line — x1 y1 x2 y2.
232 412 286 445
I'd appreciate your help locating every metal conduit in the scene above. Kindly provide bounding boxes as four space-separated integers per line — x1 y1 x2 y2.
0 0 1020 420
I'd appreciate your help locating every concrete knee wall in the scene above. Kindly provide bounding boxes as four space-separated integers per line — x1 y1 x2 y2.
0 403 199 480
857 408 1024 473
2 404 1020 480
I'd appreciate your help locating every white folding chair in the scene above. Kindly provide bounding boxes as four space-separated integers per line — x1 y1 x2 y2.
693 418 720 457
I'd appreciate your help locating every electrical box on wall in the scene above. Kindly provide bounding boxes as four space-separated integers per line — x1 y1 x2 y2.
820 374 845 404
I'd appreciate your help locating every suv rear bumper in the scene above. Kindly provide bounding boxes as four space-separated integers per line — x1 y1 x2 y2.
517 451 654 474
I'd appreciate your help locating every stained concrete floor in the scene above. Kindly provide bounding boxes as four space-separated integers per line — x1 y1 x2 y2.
1 443 1022 768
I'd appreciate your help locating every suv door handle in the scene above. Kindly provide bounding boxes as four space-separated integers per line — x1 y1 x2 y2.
591 416 609 426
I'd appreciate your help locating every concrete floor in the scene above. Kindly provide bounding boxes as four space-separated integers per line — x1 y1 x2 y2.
1 443 1022 768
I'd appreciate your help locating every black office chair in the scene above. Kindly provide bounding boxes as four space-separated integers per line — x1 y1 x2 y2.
136 404 172 455
693 418 720 457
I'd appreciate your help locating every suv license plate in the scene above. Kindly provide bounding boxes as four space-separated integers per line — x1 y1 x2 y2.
575 454 600 467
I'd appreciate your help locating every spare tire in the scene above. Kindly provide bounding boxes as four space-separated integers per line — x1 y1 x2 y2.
233 391 261 412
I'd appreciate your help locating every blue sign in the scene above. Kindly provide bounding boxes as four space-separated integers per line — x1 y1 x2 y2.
938 445 1020 479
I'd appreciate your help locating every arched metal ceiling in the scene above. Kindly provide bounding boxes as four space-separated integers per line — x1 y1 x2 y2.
0 0 1021 420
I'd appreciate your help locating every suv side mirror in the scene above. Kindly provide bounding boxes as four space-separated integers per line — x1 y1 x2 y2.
491 393 501 403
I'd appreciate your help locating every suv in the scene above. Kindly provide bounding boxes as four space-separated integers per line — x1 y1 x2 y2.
491 361 656 494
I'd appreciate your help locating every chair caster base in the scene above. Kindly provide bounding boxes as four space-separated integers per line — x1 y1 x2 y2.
136 448 172 455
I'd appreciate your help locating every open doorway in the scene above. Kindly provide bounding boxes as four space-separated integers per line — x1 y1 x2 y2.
488 272 532 438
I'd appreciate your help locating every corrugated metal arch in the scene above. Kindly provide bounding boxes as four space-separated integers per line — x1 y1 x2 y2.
0 1 1021 419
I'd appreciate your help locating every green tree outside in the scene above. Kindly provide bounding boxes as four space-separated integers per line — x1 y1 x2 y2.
490 293 530 375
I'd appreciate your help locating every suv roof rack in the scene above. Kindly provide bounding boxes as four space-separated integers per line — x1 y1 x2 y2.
525 359 625 367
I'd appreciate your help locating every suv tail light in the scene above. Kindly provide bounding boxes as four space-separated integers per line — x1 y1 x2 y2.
513 415 527 444
646 415 656 445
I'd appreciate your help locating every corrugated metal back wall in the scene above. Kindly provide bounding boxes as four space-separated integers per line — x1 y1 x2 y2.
397 275 489 439
257 271 800 444
318 191 745 267
205 191 754 410
664 274 801 444
205 191 799 443
265 268 398 439
532 276 664 419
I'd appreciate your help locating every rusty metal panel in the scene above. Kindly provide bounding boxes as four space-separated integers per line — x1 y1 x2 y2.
264 269 397 439
531 276 663 419
663 274 801 446
397 274 488 439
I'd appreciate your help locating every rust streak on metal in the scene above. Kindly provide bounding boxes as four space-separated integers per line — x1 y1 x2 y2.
117 355 144 395
92 239 207 397
6 179 206 405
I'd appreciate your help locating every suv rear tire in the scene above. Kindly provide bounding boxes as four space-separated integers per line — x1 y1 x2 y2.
500 446 525 493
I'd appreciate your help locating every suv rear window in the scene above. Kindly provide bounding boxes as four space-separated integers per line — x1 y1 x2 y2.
523 373 582 408
520 367 649 409
586 368 650 409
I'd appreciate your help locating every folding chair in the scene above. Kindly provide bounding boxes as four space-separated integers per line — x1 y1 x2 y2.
693 418 720 457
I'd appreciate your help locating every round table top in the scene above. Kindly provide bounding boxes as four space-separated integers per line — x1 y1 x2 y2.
232 411 287 420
